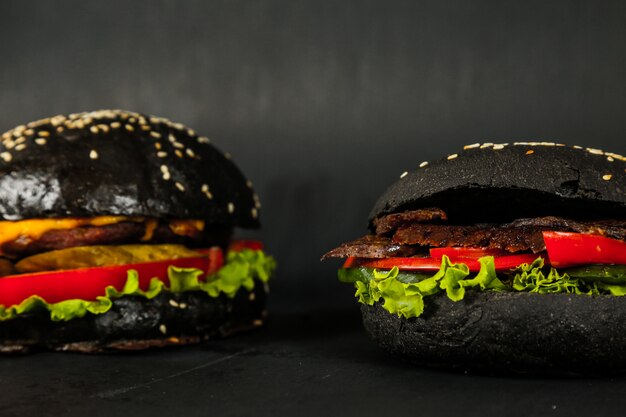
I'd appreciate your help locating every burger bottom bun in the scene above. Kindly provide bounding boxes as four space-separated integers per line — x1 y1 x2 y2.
361 291 626 376
0 281 268 354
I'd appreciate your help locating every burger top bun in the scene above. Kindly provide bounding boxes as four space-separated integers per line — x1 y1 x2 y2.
370 142 626 227
0 110 260 227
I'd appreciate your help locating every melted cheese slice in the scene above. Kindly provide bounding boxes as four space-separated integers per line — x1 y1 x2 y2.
0 216 138 246
0 216 207 248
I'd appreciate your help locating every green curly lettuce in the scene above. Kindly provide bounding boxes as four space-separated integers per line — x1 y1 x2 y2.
0 249 276 322
339 255 626 319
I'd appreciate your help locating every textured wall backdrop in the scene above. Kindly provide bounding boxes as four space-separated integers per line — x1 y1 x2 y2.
1 0 625 305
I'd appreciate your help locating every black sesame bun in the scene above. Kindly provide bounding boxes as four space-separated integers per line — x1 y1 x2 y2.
370 142 626 226
0 109 260 226
362 291 626 376
0 281 267 354
0 110 272 353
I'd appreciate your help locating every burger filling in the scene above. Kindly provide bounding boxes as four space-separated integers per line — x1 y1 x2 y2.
325 208 626 318
0 217 275 322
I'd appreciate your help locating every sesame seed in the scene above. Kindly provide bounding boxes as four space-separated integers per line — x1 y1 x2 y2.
150 131 161 139
480 143 494 148
228 202 235 213
493 144 505 150
175 182 185 191
185 148 195 158
248 292 256 301
173 142 184 149
447 154 458 160
56 126 64 133
125 124 134 132
154 142 162 150
526 150 534 155
419 161 428 168
179 302 187 309
110 122 121 129
90 126 99 134
608 156 615 162
168 134 177 143
24 129 34 136
175 149 183 158
14 144 26 151
197 136 210 144
160 165 171 180
603 174 613 181
35 138 47 145
464 143 481 150
0 152 12 162
157 151 168 158
168 299 179 308
201 184 209 192
400 171 408 178
14 137 26 145
252 319 263 327
251 207 258 219
89 150 99 159
159 324 167 334
573 145 583 149
587 148 604 155
5 141 14 149
246 180 253 188
140 125 151 131
187 129 196 136
224 152 232 160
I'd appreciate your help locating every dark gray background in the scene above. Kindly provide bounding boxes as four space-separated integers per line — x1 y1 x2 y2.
1 2 626 415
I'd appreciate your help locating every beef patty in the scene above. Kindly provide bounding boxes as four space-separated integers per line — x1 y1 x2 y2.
1 221 232 258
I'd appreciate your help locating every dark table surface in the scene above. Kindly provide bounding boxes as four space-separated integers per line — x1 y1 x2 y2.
2 288 626 417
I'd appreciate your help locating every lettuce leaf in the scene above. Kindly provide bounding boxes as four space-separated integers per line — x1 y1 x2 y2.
0 249 276 322
340 256 626 319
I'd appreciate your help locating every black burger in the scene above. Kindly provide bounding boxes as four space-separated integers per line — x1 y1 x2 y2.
325 142 626 375
0 109 275 353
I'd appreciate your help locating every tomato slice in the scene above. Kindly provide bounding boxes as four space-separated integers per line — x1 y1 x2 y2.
229 240 264 252
430 247 509 260
344 252 543 272
543 231 626 267
0 240 266 308
0 256 212 307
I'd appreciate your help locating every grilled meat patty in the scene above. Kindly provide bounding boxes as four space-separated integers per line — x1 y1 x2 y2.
1 222 232 258
324 212 626 259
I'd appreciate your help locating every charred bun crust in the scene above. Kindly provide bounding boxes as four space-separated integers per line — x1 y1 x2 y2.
361 292 626 376
0 281 267 353
370 143 626 227
0 110 260 227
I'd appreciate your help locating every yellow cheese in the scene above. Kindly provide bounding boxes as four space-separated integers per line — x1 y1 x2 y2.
0 216 206 250
141 219 159 241
168 220 205 237
0 216 140 247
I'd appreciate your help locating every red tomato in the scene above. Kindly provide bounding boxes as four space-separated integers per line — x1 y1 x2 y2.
229 240 264 252
0 256 212 307
344 252 543 272
430 247 509 260
543 231 626 267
